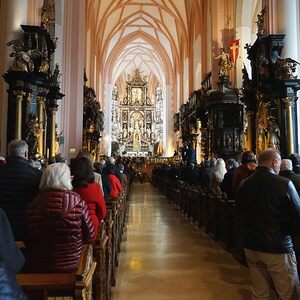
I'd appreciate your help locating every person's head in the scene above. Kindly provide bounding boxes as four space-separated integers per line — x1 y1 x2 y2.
189 162 195 169
106 166 116 176
225 158 237 171
7 140 28 159
241 151 256 165
118 163 125 173
280 159 293 172
258 148 281 174
55 153 65 163
29 159 42 170
288 153 300 167
76 150 94 163
210 158 217 167
48 157 56 165
0 156 6 165
39 163 72 190
108 157 116 165
213 158 226 182
70 156 95 188
99 159 106 167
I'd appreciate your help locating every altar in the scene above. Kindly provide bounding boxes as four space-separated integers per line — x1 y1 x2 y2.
111 69 163 155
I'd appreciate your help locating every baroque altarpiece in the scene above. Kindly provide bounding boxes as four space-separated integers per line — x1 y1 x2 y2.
174 8 300 162
3 25 63 159
111 69 163 155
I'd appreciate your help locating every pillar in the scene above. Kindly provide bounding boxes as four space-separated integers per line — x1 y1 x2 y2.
61 0 85 160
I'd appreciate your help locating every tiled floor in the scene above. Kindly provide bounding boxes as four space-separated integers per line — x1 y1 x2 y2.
112 183 251 300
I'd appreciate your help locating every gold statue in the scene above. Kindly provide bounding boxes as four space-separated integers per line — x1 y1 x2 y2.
214 48 233 77
25 114 41 156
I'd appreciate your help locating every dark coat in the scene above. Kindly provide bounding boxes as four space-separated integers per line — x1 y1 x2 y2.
220 167 237 199
236 166 300 253
101 174 112 201
0 262 27 300
26 189 94 272
279 170 300 196
0 156 41 240
0 209 24 274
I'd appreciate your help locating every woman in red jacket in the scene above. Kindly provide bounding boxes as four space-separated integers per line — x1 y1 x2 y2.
107 166 123 198
71 156 106 240
26 163 94 273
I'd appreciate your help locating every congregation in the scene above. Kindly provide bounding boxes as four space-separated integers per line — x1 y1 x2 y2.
0 139 130 299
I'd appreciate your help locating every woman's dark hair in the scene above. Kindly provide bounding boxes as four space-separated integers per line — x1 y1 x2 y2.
241 151 256 164
70 156 95 188
106 166 116 176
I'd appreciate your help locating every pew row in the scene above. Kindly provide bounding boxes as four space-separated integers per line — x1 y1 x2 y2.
16 244 96 300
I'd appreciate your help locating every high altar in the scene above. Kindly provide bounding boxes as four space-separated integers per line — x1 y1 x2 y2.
111 69 162 155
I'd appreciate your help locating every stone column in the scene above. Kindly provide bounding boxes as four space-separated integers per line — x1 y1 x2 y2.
0 0 28 153
277 0 298 59
61 0 85 160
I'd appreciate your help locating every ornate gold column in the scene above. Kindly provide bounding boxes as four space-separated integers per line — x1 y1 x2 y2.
49 106 57 158
37 96 45 157
13 91 25 139
283 97 294 154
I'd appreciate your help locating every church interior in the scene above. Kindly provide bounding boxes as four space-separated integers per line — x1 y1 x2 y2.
0 0 300 299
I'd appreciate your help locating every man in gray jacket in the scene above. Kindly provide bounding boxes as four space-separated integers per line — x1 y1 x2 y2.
237 148 300 300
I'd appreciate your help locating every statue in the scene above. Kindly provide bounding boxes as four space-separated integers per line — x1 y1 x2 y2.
275 57 300 80
51 64 61 87
214 48 233 77
256 6 266 37
267 116 280 149
25 114 41 156
7 39 31 72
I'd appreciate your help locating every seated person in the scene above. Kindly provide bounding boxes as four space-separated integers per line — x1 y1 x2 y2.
279 159 300 195
0 208 24 274
211 158 227 195
26 163 94 272
70 156 107 240
0 262 27 300
107 167 123 198
220 158 238 199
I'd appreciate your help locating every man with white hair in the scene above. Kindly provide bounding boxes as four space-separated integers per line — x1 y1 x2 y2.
237 148 300 300
279 159 300 195
0 140 41 240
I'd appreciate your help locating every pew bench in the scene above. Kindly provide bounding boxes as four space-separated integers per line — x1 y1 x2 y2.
16 244 96 300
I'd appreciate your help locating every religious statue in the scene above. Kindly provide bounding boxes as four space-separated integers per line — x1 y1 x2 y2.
25 114 41 157
7 39 31 72
51 64 62 87
275 57 300 80
214 48 233 77
256 6 266 37
267 116 280 149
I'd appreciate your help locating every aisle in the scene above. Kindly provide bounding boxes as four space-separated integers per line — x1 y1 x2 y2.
112 183 251 300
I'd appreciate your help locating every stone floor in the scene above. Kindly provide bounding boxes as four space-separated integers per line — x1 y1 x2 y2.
112 183 251 300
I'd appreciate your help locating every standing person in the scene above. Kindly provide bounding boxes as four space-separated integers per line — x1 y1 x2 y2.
71 156 106 240
26 163 94 272
232 151 257 193
289 153 300 174
220 158 238 199
0 140 41 240
279 159 300 195
236 149 300 300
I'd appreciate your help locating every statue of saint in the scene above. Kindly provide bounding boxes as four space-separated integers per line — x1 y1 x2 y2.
214 48 233 77
25 114 40 156
267 117 280 149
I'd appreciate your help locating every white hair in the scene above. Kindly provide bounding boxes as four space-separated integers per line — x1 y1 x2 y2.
39 163 72 190
280 159 293 172
212 158 227 182
108 157 115 165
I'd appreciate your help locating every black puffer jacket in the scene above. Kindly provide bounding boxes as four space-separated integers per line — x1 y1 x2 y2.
236 166 300 253
0 156 41 240
0 262 27 300
26 189 94 272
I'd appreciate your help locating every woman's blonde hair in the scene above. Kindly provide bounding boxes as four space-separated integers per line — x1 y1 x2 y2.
39 163 72 190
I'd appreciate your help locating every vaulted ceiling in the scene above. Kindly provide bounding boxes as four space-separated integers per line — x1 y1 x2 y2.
86 0 196 89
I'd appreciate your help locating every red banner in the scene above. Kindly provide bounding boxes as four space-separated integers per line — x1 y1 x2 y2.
229 39 240 64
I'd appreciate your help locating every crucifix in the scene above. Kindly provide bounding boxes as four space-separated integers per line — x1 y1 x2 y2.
230 41 239 65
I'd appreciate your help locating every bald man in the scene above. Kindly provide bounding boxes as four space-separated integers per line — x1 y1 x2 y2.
236 148 300 300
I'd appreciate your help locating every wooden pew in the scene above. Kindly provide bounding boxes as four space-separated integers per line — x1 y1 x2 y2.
94 222 109 300
16 244 96 300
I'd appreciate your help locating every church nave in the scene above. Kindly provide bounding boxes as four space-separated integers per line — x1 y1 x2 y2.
112 183 251 300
